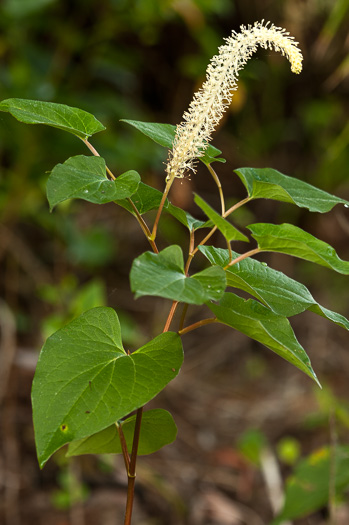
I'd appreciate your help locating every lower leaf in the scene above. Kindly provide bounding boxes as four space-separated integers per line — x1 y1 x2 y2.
31 307 183 468
67 409 177 457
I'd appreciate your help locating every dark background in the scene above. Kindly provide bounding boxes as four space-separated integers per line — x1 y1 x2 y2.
0 1 349 524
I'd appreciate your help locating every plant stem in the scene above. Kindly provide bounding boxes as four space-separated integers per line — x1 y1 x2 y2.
150 175 175 241
163 301 179 332
127 199 159 253
223 196 251 218
82 139 158 253
179 317 217 336
207 164 225 215
124 408 143 525
224 248 261 269
116 422 130 472
83 138 116 180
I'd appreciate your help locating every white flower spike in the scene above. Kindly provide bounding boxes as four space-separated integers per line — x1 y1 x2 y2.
166 21 303 181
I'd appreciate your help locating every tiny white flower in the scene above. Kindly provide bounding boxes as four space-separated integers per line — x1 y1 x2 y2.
166 21 303 181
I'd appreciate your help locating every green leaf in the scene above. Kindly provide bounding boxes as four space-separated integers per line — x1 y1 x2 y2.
31 307 183 468
67 409 177 457
0 98 105 139
194 194 248 242
166 202 206 231
235 167 349 212
207 292 320 385
130 245 226 304
272 446 349 524
116 182 163 214
248 223 349 274
199 245 349 330
121 119 226 165
46 156 140 210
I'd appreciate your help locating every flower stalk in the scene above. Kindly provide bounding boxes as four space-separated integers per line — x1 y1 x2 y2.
166 21 302 181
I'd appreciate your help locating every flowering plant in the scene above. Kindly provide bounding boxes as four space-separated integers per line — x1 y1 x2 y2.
1 21 348 524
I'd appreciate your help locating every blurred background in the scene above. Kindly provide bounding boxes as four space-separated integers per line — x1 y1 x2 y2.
0 0 349 524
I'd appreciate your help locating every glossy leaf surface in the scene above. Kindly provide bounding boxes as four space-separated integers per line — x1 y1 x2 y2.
47 156 140 210
130 245 226 304
67 409 177 457
199 246 349 329
248 223 349 274
32 307 183 468
207 292 319 385
235 167 349 212
0 98 105 139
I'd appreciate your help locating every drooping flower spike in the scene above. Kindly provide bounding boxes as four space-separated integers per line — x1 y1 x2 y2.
166 21 303 181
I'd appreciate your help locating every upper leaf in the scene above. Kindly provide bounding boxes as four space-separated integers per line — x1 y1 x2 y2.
67 408 177 457
130 245 226 304
47 155 140 210
199 245 349 330
0 98 105 139
31 307 183 468
121 119 226 166
194 194 248 242
235 167 349 212
248 223 349 274
207 292 320 385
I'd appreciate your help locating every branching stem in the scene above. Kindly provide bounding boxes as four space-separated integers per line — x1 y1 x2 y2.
179 317 217 336
82 139 159 253
224 248 261 268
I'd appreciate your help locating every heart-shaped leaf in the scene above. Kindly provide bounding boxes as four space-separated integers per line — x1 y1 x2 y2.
31 307 183 468
248 223 349 274
194 194 248 242
207 292 320 385
67 409 177 457
199 245 349 329
130 245 226 304
235 167 349 212
0 98 105 139
121 120 226 165
46 156 140 210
